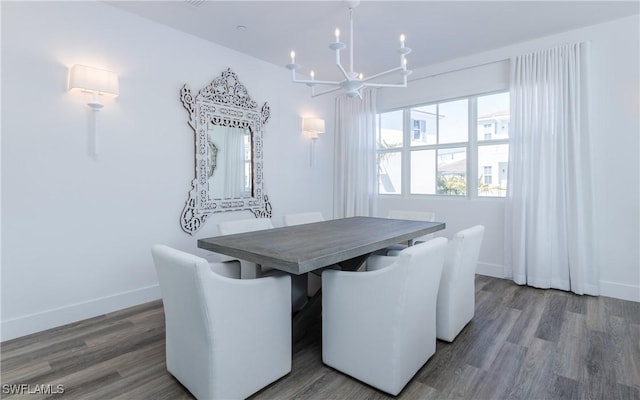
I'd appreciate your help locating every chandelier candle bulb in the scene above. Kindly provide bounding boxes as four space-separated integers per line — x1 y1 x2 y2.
335 28 340 43
290 51 296 64
400 34 405 48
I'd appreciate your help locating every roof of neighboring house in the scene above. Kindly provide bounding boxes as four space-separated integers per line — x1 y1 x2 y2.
438 158 466 174
478 110 510 121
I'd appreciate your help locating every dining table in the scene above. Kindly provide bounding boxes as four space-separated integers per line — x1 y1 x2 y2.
198 216 446 341
197 216 445 274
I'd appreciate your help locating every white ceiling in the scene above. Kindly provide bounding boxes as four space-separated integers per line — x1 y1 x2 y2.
108 1 639 81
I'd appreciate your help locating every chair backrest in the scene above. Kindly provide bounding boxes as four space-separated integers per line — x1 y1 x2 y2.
151 244 215 400
437 225 485 341
217 218 274 276
443 225 485 285
218 217 274 235
393 237 447 382
387 210 436 243
387 209 435 222
283 212 325 226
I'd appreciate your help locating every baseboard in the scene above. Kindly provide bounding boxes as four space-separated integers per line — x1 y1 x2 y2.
1 285 161 342
476 262 505 279
475 264 639 303
599 280 640 302
2 272 637 342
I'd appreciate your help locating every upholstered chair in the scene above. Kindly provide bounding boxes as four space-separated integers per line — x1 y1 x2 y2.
205 257 241 279
218 217 308 311
435 225 485 342
151 245 291 400
322 238 447 396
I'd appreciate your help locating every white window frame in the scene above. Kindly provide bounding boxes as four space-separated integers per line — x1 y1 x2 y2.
376 90 509 199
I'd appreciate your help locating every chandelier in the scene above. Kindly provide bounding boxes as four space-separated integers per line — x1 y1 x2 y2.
286 0 412 99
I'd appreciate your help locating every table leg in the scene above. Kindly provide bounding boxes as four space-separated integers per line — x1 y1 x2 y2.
291 252 373 342
292 288 322 343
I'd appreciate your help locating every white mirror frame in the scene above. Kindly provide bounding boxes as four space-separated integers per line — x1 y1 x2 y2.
180 68 272 235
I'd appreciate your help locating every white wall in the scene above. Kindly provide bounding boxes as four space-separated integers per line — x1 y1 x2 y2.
377 15 640 302
2 4 637 342
0 1 334 340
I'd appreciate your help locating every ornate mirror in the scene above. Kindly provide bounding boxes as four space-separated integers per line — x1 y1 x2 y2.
180 68 272 235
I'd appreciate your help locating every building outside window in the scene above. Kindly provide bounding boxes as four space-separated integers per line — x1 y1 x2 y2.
376 91 510 198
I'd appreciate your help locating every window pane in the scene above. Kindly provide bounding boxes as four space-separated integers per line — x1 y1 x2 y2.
437 148 466 195
410 150 436 194
378 151 402 194
478 92 510 141
410 105 437 146
377 110 403 149
478 144 509 197
439 100 468 144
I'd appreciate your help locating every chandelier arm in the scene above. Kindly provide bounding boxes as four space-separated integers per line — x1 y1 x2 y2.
336 62 353 81
293 78 342 86
362 81 408 88
361 66 405 82
363 73 409 88
335 41 352 81
311 86 345 98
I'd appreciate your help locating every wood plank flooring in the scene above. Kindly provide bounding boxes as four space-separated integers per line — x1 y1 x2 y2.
1 276 639 399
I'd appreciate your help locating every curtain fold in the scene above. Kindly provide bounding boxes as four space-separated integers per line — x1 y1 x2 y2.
505 42 598 295
333 89 378 218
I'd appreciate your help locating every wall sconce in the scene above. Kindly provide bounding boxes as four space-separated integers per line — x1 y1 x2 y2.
302 117 325 166
68 64 119 158
303 117 325 140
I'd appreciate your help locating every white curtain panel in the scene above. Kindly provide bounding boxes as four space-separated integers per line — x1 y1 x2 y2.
222 126 245 198
333 89 378 218
505 42 599 295
208 126 245 198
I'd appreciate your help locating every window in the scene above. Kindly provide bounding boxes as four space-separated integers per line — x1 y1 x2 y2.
477 92 510 197
483 166 493 185
376 91 509 198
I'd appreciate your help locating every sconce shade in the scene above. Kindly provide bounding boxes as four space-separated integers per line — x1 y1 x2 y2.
68 64 119 96
303 117 325 139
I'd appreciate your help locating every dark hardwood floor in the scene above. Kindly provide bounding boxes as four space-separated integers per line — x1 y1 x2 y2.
1 276 639 399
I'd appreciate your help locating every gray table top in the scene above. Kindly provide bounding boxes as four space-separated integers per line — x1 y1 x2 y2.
198 216 445 275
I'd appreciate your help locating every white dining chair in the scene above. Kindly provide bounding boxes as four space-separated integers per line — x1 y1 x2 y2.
436 225 485 342
151 245 291 400
389 209 436 243
322 237 448 396
373 210 437 257
218 217 308 311
201 254 241 279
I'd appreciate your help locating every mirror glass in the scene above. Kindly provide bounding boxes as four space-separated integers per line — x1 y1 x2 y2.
207 123 253 199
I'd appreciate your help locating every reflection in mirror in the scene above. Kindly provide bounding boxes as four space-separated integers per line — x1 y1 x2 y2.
207 123 253 199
